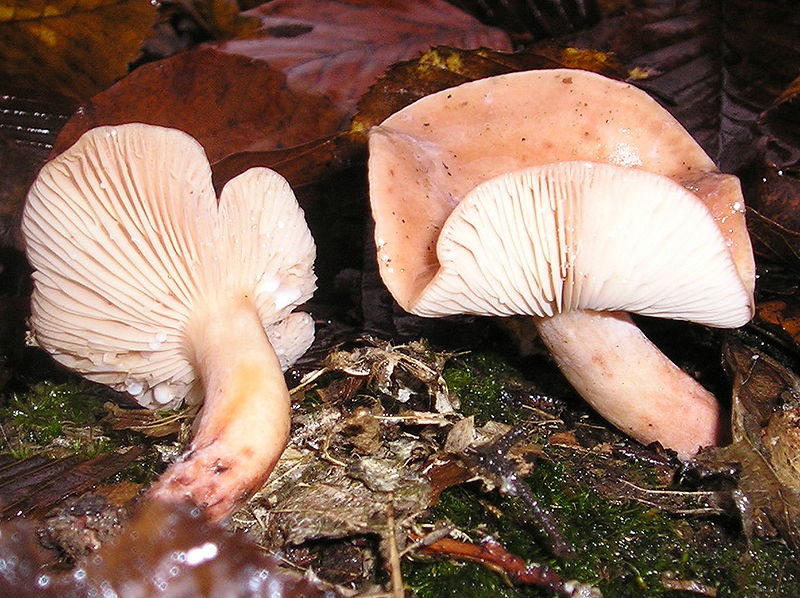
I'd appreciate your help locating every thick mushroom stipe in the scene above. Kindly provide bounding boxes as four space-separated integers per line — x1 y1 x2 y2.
149 298 293 518
367 69 756 457
22 124 316 518
535 311 727 459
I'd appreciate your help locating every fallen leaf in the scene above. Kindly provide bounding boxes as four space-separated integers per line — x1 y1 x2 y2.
102 402 192 438
448 0 601 41
761 75 800 170
0 0 157 101
695 340 800 550
165 0 261 41
352 44 626 134
565 0 800 173
756 297 800 352
218 0 512 115
746 207 800 271
744 74 800 267
211 131 365 193
54 0 512 177
53 47 344 163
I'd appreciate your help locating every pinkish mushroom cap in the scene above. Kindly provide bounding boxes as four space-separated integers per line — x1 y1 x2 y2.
22 123 316 518
367 69 756 459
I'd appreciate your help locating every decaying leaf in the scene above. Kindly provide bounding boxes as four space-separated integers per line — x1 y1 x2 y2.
755 296 800 354
352 44 626 135
220 0 512 115
694 339 800 550
102 402 194 438
747 208 800 271
565 0 800 173
296 337 459 413
53 47 344 164
761 74 800 169
0 0 157 101
53 0 512 179
448 0 602 41
247 341 587 584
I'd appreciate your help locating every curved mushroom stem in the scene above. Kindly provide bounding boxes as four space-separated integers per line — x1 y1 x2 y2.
534 310 729 460
148 297 290 520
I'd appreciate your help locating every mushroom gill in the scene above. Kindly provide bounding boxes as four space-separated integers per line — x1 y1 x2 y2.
367 69 755 459
22 124 316 518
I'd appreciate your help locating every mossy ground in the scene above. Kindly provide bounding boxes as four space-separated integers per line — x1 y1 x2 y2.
2 349 798 596
404 353 800 598
0 381 108 458
0 379 163 484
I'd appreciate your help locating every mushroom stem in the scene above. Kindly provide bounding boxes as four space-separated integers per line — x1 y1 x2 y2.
149 297 290 520
534 310 729 460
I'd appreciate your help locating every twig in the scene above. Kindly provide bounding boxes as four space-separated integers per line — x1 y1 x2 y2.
410 533 601 597
467 422 575 559
386 497 405 598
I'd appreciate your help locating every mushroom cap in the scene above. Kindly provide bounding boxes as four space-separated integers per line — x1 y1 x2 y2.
368 68 755 318
22 124 316 408
413 161 750 327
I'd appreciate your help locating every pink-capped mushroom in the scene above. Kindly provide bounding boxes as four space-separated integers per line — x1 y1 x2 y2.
367 69 755 459
22 123 316 518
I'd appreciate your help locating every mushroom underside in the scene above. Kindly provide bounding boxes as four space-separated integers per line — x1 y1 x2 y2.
369 155 753 457
405 163 749 457
22 124 317 519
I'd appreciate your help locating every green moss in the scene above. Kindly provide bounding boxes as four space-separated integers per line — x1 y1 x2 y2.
0 381 105 457
406 450 800 597
405 559 522 598
443 353 527 426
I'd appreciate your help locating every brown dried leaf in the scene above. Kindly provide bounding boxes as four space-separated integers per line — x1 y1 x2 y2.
102 402 191 438
218 0 512 116
745 75 800 268
696 340 800 550
163 0 262 41
54 0 511 180
53 47 344 164
565 0 800 173
755 297 800 353
0 0 157 101
211 131 365 194
352 44 626 134
761 75 800 170
746 207 800 271
448 0 601 40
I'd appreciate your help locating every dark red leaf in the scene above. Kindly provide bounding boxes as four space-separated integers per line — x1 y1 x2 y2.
53 48 344 163
54 0 512 175
564 0 800 173
218 0 512 115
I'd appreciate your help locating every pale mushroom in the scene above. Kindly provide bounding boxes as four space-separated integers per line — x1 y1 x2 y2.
367 69 756 459
22 123 316 518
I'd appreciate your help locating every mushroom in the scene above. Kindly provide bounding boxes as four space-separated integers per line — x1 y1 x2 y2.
367 69 755 459
21 123 316 518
